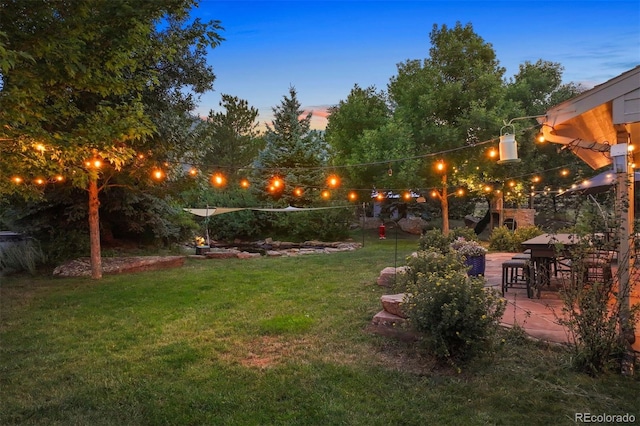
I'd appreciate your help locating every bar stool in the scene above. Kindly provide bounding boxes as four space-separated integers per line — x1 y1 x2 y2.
502 259 532 298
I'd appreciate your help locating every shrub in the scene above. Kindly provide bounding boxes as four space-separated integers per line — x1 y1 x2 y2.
0 239 47 275
403 269 506 362
394 250 467 293
418 229 452 254
449 226 478 242
558 239 639 375
488 226 514 251
512 226 544 250
490 225 544 252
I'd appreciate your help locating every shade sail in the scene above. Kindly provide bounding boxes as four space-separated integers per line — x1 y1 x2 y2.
184 205 352 217
560 170 640 196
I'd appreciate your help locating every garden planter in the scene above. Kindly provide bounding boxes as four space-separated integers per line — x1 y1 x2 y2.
464 255 486 276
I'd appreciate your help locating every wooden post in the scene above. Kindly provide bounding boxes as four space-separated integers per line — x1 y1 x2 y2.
88 177 102 279
441 173 449 237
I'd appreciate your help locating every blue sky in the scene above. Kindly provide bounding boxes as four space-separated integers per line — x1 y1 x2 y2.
194 0 640 129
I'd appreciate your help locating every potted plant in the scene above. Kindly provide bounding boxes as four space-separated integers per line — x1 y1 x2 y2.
450 237 488 276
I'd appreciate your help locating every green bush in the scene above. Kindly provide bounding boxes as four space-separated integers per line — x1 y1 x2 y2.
395 250 467 293
449 226 478 242
512 226 544 250
488 226 514 251
0 239 47 275
418 229 452 254
489 225 543 252
403 268 506 362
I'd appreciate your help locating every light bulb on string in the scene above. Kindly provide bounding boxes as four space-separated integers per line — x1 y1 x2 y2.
152 169 165 180
294 187 304 197
240 178 250 188
212 172 226 187
321 190 330 199
12 176 23 184
348 191 358 201
327 174 340 188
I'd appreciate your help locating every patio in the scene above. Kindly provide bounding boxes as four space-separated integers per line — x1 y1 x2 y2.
483 252 640 354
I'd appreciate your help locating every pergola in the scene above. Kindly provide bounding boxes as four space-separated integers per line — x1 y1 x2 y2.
538 65 640 357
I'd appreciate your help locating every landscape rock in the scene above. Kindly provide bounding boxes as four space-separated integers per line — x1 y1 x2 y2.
53 256 185 277
237 251 261 259
376 266 407 287
380 293 408 318
398 217 427 235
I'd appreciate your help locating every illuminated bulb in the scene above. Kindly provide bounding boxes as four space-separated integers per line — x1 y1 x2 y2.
271 177 283 189
153 170 164 180
12 176 23 184
561 169 569 177
488 149 498 158
628 144 635 152
532 176 541 183
431 190 438 198
457 189 464 196
321 190 330 199
138 153 145 159
240 178 250 188
35 143 46 152
327 175 340 188
484 185 492 192
189 168 198 176
436 161 445 172
508 181 516 187
403 192 411 200
376 193 384 201
535 132 545 143
93 159 102 168
55 175 64 182
348 191 358 201
212 173 226 186
34 178 45 185
294 187 303 197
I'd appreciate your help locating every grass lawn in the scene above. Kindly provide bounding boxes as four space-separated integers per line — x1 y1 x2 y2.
1 229 639 425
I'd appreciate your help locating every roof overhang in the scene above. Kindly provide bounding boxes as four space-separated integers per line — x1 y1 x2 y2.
537 66 640 170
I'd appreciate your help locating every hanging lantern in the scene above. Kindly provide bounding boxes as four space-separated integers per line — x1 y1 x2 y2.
498 125 521 164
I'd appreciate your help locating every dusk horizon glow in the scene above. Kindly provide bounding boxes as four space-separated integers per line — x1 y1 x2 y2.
194 0 640 130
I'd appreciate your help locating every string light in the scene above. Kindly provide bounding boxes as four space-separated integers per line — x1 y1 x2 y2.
12 176 23 184
327 174 340 188
321 190 330 199
212 172 226 187
152 169 165 180
293 187 304 197
188 167 198 176
348 191 358 201
240 178 250 188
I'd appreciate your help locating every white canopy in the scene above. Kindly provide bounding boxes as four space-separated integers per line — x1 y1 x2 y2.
184 205 352 217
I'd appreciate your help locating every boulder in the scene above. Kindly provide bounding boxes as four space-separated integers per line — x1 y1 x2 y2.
380 293 408 318
371 310 406 327
376 266 407 287
205 249 239 259
237 251 262 259
398 217 427 235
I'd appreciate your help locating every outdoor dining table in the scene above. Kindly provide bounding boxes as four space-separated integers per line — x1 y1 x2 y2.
520 233 579 297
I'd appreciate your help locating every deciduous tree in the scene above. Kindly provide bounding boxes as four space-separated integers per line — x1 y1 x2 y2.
0 0 222 278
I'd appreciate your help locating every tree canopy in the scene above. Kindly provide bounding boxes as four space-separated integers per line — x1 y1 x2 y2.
0 0 223 278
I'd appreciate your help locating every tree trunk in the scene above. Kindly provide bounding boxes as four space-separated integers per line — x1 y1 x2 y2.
88 177 102 279
441 174 449 236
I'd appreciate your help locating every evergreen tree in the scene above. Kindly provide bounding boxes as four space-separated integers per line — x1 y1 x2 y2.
253 87 330 206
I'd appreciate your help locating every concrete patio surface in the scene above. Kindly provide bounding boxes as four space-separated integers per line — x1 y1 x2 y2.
484 252 640 354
